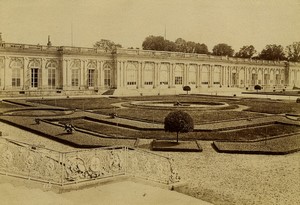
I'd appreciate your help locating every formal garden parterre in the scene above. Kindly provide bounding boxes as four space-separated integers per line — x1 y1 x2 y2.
1 94 300 205
1 94 300 153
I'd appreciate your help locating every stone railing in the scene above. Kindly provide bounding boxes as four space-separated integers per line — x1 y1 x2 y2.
116 48 288 66
0 138 180 186
0 42 60 52
0 42 107 54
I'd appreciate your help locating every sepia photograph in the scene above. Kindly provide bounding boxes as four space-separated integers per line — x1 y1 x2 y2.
0 0 299 204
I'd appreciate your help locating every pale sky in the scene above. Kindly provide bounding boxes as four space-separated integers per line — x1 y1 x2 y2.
0 0 299 52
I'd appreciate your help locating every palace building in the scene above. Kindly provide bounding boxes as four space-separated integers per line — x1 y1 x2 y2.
0 34 299 97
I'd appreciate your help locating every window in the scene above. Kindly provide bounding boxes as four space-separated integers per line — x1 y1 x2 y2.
127 64 137 86
160 65 169 85
144 65 153 86
88 69 95 87
104 67 111 86
188 66 196 85
71 69 79 87
46 61 57 89
214 66 221 85
12 68 21 87
174 65 183 85
175 76 183 85
48 68 56 89
31 68 39 88
201 65 209 85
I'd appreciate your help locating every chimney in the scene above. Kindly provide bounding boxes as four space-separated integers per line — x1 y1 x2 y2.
47 35 52 46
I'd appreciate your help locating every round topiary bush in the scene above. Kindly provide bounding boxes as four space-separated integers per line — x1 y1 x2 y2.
254 85 262 92
164 110 194 143
183 86 191 94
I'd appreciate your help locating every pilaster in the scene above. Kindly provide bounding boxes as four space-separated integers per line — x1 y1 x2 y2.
22 57 29 90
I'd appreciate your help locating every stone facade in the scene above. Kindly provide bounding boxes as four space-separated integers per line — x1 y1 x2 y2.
0 40 299 96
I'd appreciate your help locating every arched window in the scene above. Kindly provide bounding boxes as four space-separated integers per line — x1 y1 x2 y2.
10 59 23 88
70 61 80 87
270 70 274 84
201 65 209 85
258 69 263 85
159 64 169 85
188 65 196 85
46 61 57 89
214 66 221 85
103 64 111 87
251 69 257 85
275 70 280 85
127 62 137 86
29 60 41 88
174 64 183 85
87 62 96 87
232 68 237 86
239 69 245 86
144 63 154 86
264 70 270 85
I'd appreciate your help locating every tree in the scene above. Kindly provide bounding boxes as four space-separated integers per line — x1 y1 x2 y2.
254 84 262 92
286 42 300 62
164 40 177 51
175 38 187 52
194 43 209 54
164 110 194 143
258 44 286 61
235 45 256 58
183 85 191 94
94 39 122 51
142 35 166 51
212 43 234 57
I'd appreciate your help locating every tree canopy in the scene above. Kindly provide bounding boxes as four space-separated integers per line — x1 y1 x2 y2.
212 43 234 57
286 42 300 62
235 45 256 58
142 35 209 54
258 44 286 61
94 39 122 51
164 110 194 143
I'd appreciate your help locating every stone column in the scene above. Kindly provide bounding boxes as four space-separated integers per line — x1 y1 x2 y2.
196 64 199 87
41 58 47 89
23 57 29 90
62 59 68 90
210 65 214 87
140 61 144 88
116 61 121 88
185 64 189 86
123 61 127 87
157 62 160 87
3 56 9 90
199 64 202 87
169 63 173 87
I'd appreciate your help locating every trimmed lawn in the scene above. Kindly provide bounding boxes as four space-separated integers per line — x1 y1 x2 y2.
30 98 123 110
30 95 300 116
93 108 264 124
64 118 300 141
214 134 300 154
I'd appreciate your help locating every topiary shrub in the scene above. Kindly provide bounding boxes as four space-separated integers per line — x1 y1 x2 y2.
164 110 194 143
296 98 300 103
183 86 191 94
254 84 262 92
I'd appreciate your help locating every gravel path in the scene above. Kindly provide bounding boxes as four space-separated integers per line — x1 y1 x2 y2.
160 141 300 205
